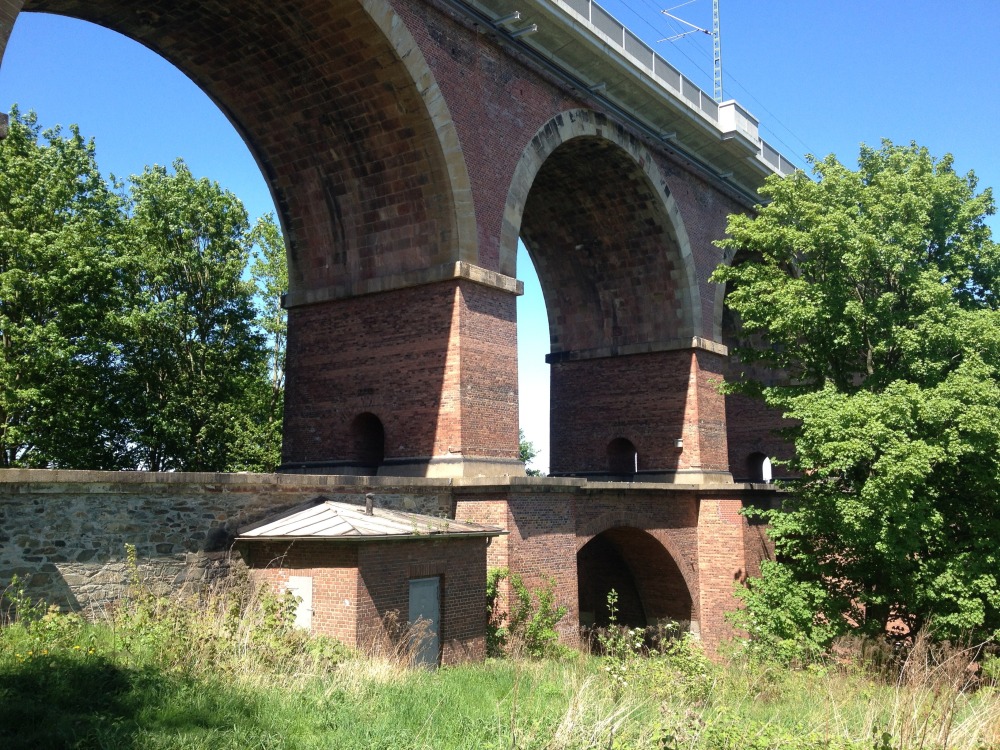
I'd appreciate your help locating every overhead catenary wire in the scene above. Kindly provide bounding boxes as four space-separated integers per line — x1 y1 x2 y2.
609 0 816 165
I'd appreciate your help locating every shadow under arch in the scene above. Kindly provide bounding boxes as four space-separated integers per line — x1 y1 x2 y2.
577 525 694 629
3 0 476 297
500 108 703 349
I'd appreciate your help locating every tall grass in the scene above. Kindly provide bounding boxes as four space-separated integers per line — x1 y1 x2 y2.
2 564 1000 749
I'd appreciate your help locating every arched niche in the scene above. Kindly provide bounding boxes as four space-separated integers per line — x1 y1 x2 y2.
577 526 693 629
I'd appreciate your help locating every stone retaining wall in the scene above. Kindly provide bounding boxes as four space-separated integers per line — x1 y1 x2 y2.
0 470 450 613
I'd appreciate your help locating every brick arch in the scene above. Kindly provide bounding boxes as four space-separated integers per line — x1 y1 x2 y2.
576 510 697 603
7 0 475 297
500 109 702 351
577 523 694 628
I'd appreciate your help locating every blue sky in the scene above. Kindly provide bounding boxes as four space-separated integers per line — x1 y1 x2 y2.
2 2 998 473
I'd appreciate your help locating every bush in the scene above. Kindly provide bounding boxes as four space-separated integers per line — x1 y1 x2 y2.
728 561 838 665
486 567 568 659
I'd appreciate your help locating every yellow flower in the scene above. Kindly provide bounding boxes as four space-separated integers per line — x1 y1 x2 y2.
73 645 81 650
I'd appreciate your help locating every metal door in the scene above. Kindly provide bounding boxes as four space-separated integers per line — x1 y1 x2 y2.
408 576 441 668
286 575 313 629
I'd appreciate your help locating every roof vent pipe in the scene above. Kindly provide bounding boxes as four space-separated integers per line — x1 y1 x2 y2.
365 493 374 516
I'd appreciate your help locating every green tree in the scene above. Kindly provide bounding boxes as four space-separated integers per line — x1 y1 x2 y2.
712 141 1000 642
0 108 131 468
519 429 541 476
226 214 287 472
122 160 267 471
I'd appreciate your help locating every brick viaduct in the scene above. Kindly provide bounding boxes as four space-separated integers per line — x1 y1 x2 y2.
0 0 794 649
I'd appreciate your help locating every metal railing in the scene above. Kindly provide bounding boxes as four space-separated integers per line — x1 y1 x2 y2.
552 0 796 176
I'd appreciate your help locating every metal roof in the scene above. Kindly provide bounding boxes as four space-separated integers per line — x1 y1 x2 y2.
237 499 506 542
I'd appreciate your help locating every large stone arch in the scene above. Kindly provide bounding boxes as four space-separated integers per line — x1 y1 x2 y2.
4 0 475 299
501 108 703 349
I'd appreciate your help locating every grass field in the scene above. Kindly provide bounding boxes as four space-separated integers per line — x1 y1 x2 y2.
2 572 999 749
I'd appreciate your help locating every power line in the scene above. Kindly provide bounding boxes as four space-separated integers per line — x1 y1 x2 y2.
611 0 816 166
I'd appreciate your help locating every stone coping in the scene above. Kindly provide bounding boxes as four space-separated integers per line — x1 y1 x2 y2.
0 468 778 495
283 261 523 307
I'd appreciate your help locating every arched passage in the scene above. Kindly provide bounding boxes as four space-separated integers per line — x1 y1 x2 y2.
577 526 693 628
504 110 728 481
504 110 700 352
2 1 528 478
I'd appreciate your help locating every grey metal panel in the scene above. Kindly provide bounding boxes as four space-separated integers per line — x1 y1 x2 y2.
681 76 700 105
653 55 681 91
238 500 505 540
564 0 589 19
409 577 441 668
701 97 719 121
591 4 621 43
762 142 779 169
624 30 653 68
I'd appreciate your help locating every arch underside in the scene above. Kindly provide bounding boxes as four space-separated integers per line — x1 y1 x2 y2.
577 526 692 628
504 110 702 354
15 0 473 297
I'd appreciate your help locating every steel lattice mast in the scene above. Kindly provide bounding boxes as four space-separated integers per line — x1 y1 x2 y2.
712 0 722 102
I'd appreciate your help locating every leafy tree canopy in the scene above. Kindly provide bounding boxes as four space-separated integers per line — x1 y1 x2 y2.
713 141 1000 642
0 107 130 467
0 108 286 472
519 429 542 477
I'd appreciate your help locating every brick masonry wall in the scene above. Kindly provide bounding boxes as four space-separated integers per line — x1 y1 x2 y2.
725 392 796 482
696 494 750 652
456 281 519 460
550 350 695 475
283 279 519 469
355 538 489 664
242 541 360 643
241 537 489 665
283 282 463 466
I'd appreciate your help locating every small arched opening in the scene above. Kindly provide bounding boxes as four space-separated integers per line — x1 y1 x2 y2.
746 452 772 483
577 527 692 630
607 438 638 477
350 413 385 475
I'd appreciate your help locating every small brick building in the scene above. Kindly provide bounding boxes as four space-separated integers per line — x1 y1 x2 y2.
237 497 504 666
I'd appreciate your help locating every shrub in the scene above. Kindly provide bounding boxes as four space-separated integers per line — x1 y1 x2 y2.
486 567 568 659
595 589 645 699
728 560 838 665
